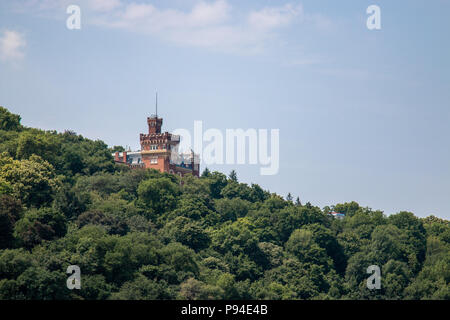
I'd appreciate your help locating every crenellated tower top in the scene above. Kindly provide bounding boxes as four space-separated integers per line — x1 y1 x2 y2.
147 116 163 134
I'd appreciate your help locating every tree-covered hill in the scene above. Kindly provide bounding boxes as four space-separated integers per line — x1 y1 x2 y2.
0 106 449 300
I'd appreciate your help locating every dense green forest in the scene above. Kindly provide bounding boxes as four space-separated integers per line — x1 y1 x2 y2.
0 106 449 300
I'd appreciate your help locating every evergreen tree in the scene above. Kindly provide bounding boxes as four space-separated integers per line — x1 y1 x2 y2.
201 167 211 177
229 170 238 182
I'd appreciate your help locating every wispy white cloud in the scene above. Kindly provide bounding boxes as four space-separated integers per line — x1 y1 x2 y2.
88 0 122 12
91 1 307 54
10 1 331 55
12 0 121 12
103 0 231 30
248 3 303 30
0 30 26 61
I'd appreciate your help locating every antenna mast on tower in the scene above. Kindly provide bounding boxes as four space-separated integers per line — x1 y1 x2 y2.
155 90 158 118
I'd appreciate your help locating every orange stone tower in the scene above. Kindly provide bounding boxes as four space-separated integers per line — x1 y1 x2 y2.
113 94 199 176
139 114 199 177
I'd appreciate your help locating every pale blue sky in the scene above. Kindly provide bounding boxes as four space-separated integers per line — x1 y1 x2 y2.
1 0 449 218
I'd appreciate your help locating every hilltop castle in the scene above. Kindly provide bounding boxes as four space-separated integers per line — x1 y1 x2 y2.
113 112 200 177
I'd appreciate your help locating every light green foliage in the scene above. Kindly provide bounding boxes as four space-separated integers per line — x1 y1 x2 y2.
0 154 60 207
0 107 21 131
0 106 448 300
138 177 180 214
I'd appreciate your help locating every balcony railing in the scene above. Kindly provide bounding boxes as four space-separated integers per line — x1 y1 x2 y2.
129 163 145 169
